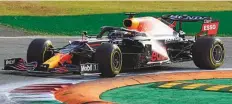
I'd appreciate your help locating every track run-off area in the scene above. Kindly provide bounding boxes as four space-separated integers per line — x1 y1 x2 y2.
0 37 231 104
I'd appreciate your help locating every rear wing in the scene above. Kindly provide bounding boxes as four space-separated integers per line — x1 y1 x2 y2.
161 14 212 22
161 14 219 36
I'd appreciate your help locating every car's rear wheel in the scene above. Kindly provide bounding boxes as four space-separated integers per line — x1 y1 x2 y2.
192 37 225 69
95 43 122 77
27 39 54 65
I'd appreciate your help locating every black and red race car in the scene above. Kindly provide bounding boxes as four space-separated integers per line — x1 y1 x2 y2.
3 13 225 77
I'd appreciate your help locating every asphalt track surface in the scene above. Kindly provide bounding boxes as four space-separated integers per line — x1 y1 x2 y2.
0 37 231 104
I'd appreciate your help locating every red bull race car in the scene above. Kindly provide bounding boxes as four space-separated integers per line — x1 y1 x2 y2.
3 13 225 77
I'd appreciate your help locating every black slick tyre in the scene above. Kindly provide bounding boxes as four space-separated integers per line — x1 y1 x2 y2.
95 43 122 77
192 37 225 69
27 39 54 65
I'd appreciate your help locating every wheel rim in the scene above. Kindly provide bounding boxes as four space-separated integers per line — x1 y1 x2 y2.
212 44 223 63
112 51 121 70
43 46 53 62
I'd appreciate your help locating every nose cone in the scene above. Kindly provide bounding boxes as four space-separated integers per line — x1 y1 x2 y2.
43 54 61 69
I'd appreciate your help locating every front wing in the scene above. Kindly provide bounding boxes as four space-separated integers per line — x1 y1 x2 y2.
3 58 99 75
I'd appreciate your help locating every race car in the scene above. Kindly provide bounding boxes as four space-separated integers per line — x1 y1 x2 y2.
3 13 225 77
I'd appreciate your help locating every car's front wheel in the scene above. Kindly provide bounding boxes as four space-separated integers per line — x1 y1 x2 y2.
95 43 122 77
27 39 54 65
192 37 225 69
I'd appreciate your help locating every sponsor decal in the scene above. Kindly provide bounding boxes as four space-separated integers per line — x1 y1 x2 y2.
203 24 216 31
5 59 15 65
169 15 209 21
151 51 168 61
81 63 98 72
201 22 219 35
164 37 182 44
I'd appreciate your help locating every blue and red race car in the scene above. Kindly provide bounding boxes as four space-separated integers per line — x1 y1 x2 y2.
3 13 225 77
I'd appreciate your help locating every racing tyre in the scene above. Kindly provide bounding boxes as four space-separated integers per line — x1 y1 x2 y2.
95 43 122 77
27 39 54 65
192 37 225 69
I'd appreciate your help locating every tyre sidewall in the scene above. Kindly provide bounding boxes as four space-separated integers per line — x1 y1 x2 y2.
192 37 225 69
110 45 122 74
209 39 224 67
95 43 122 77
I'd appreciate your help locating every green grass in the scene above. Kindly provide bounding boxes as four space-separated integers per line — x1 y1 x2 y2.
0 1 232 36
101 78 232 104
1 11 232 36
0 1 232 16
